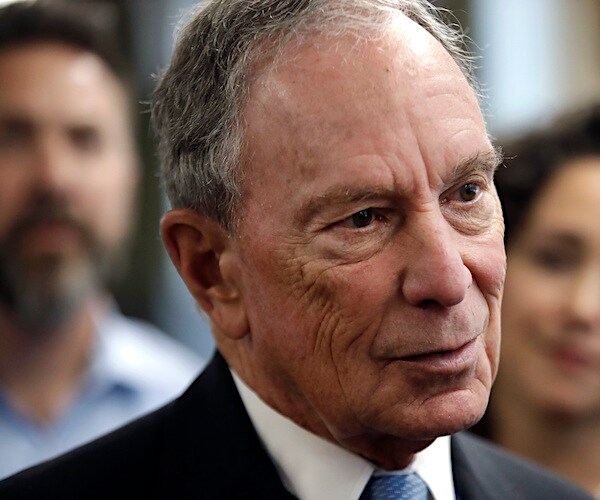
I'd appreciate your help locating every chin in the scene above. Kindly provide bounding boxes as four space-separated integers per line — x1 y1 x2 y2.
538 392 600 421
406 389 489 439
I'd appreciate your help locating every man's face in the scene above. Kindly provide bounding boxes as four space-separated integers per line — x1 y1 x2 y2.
0 42 137 330
228 17 505 466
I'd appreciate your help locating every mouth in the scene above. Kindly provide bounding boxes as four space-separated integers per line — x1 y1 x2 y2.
19 223 82 253
399 337 480 374
552 346 597 373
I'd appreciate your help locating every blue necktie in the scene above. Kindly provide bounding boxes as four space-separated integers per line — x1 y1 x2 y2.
360 472 430 500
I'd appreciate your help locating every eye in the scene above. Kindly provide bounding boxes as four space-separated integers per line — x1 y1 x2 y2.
441 181 484 204
70 126 101 152
530 247 580 273
458 183 480 202
340 208 376 228
0 120 32 150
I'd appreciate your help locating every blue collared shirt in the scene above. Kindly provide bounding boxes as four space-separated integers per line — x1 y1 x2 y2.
0 309 204 479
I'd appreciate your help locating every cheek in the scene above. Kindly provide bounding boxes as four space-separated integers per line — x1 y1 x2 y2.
501 271 535 338
482 245 506 297
301 257 400 360
240 246 334 358
465 237 505 376
498 260 562 386
79 165 136 244
242 242 387 366
0 172 32 239
464 233 506 313
0 195 20 240
501 257 563 343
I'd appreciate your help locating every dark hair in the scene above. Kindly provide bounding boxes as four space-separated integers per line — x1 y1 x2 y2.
0 0 129 88
496 104 600 245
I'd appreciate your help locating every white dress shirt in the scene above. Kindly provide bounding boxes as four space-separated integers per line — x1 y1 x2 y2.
232 370 456 500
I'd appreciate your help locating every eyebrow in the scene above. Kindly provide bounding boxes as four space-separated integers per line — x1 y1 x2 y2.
452 146 504 179
0 115 31 126
530 231 583 249
297 147 504 225
298 187 396 226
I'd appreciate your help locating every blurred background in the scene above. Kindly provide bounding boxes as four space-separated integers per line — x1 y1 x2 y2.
3 0 597 361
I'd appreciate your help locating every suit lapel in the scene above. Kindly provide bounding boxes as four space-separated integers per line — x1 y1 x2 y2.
452 432 522 500
154 352 295 499
153 355 533 500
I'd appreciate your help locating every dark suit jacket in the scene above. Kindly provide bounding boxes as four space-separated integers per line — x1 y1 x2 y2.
0 352 591 499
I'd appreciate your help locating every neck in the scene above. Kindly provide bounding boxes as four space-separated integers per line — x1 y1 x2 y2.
490 389 600 495
220 337 428 470
0 296 105 425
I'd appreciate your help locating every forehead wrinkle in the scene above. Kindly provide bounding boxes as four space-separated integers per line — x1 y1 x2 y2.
295 148 502 227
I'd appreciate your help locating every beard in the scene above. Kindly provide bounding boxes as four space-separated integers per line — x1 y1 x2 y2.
0 194 116 336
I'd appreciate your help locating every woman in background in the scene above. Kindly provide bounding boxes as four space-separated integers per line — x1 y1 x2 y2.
473 105 600 496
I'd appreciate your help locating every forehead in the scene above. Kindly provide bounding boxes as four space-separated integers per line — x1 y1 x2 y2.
241 15 490 201
510 159 600 261
529 158 600 226
0 41 129 126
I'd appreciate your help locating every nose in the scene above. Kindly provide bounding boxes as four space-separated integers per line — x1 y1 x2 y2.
32 134 76 194
568 264 600 328
400 214 472 308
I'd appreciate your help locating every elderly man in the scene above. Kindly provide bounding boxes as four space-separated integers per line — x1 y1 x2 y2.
0 0 200 480
0 0 591 498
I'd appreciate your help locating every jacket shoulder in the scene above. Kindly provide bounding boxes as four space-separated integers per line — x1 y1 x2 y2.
452 432 593 500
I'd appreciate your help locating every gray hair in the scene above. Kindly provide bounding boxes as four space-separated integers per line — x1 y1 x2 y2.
152 0 476 232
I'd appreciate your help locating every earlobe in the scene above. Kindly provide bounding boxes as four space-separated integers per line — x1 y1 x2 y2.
160 209 249 340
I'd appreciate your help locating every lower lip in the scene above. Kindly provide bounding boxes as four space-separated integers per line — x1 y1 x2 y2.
401 338 480 374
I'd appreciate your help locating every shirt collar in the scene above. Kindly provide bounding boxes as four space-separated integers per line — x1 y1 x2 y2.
411 435 455 500
232 369 456 500
85 304 143 396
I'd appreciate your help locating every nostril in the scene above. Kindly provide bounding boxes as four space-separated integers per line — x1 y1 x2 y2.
418 298 442 309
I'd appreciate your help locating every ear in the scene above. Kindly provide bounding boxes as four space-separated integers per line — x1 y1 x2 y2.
160 209 248 340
